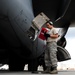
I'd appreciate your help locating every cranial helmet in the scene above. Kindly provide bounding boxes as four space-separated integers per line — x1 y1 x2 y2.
49 21 53 25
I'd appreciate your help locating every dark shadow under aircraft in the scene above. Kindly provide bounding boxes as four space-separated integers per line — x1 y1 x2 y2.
0 0 74 71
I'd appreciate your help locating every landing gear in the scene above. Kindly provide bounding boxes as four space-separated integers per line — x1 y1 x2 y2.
9 51 25 71
9 62 25 71
37 52 46 71
9 57 25 71
9 50 46 71
28 59 38 72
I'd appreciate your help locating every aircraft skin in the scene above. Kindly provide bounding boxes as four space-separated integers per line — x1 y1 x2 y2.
0 0 72 71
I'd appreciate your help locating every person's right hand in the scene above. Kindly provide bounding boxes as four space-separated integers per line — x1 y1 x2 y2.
44 32 50 37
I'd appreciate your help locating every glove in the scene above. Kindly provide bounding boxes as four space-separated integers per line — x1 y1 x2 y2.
44 32 50 39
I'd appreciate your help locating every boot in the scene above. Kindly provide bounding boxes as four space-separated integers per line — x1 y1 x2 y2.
43 67 51 73
50 66 58 74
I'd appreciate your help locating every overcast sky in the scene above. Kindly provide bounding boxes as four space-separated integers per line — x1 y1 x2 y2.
65 27 75 38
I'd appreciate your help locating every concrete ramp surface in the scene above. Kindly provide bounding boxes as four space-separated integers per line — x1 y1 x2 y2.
0 71 75 75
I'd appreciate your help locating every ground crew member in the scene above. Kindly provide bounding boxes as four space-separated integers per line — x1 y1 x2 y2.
44 21 59 74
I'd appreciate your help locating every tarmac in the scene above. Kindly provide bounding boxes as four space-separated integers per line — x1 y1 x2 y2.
0 71 75 75
0 65 75 75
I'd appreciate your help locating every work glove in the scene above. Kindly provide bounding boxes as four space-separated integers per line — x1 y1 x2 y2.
44 32 50 39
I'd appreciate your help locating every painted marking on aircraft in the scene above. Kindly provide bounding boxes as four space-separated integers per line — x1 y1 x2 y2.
14 10 29 32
